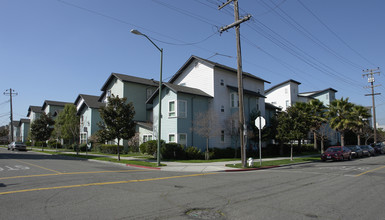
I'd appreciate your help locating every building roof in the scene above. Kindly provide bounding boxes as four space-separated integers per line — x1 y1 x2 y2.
27 105 43 117
18 118 30 126
265 102 281 110
75 94 105 109
136 121 153 130
42 100 72 111
227 85 266 98
299 88 338 97
265 79 301 94
168 55 270 84
76 94 106 115
146 82 213 104
100 72 159 92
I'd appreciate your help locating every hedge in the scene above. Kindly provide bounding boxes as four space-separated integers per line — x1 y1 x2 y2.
97 144 124 154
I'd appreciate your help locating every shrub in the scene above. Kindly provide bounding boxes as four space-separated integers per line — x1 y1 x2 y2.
97 144 124 154
48 140 61 149
79 143 88 152
35 141 44 147
127 145 139 153
210 147 236 159
139 140 165 156
161 143 186 160
185 146 204 160
139 142 147 154
25 141 32 146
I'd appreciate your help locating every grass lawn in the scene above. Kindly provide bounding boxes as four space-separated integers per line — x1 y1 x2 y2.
226 156 320 169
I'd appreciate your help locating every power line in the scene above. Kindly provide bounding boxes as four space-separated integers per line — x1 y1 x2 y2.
297 0 377 67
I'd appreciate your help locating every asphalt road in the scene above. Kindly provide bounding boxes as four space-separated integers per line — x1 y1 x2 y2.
0 148 384 220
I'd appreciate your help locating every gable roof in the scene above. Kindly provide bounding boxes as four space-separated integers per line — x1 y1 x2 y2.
76 94 106 115
100 72 159 92
168 55 270 84
265 102 281 110
227 85 266 98
265 79 301 94
146 82 213 104
27 105 43 117
42 100 72 111
299 88 338 97
18 118 30 126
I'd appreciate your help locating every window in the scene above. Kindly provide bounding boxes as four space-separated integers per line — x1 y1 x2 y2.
221 130 225 143
221 105 224 112
286 100 290 108
107 90 111 98
169 134 175 143
220 79 224 86
230 93 238 108
326 94 329 100
178 100 187 118
285 88 288 94
178 134 187 146
80 132 87 144
169 100 187 118
169 101 176 117
143 134 153 143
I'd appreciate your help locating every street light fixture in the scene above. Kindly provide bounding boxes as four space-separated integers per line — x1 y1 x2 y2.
130 29 163 166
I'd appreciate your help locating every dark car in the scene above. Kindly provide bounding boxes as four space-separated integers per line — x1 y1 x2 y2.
7 142 27 151
321 146 352 162
345 145 363 158
372 143 385 155
359 145 375 157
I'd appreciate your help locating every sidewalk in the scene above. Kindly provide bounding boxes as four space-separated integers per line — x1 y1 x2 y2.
27 147 316 173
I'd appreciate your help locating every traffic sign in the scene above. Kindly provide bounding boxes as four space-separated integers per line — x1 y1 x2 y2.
255 116 266 129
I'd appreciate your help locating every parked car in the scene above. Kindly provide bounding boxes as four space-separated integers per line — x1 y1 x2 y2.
7 142 27 151
372 143 385 154
321 146 352 162
345 145 363 158
359 145 375 157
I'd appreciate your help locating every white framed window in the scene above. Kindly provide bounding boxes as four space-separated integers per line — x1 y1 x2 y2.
230 93 238 108
221 130 225 143
169 134 176 143
80 132 87 144
168 101 176 117
168 100 187 118
143 134 153 143
178 133 187 146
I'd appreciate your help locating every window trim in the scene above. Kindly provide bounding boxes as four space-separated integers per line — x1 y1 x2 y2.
230 92 238 108
178 133 187 146
178 100 187 118
168 100 176 117
169 133 176 143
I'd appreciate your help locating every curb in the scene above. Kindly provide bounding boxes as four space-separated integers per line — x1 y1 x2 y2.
223 161 314 172
126 164 161 170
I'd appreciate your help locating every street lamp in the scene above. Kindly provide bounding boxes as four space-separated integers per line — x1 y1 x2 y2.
131 29 163 166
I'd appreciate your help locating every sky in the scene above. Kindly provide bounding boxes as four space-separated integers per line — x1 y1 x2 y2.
1 0 385 127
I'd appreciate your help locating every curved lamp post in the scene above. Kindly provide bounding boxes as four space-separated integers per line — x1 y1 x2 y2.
130 29 162 166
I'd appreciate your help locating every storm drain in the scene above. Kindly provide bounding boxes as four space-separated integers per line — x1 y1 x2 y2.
186 208 225 219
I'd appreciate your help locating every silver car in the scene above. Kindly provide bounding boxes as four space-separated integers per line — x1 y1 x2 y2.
7 142 27 151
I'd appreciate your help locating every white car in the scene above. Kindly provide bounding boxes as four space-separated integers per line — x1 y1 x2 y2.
7 142 27 151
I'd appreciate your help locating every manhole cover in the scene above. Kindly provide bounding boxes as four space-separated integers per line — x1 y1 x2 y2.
186 208 225 219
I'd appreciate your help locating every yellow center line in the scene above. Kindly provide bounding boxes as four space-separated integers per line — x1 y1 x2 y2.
0 173 217 195
0 169 149 180
14 159 62 174
355 165 385 177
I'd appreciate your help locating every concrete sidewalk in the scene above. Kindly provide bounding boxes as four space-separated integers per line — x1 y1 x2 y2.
27 147 316 173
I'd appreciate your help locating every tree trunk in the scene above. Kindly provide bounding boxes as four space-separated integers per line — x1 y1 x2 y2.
341 133 345 146
321 137 325 153
357 134 361 145
117 138 120 161
313 131 317 150
290 141 293 161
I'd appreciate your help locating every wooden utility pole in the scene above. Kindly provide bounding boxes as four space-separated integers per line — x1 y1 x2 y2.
219 0 251 168
362 68 381 144
3 88 18 142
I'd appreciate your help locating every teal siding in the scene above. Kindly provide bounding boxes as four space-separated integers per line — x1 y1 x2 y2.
90 108 102 135
124 82 156 122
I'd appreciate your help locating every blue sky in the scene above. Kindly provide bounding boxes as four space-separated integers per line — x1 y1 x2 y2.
1 0 384 127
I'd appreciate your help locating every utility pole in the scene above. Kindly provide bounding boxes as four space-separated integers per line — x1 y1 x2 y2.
219 0 251 168
362 68 381 144
3 88 18 142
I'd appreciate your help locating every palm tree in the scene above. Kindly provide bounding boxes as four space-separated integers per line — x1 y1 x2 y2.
351 105 371 145
307 99 327 151
327 97 354 146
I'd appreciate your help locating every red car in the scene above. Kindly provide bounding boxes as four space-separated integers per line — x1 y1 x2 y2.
321 146 352 162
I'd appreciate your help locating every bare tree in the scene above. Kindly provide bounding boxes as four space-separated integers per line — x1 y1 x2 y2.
224 112 240 158
192 108 220 160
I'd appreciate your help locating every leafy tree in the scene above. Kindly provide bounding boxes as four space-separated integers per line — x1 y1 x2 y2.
54 104 79 145
327 97 354 146
350 104 371 145
30 113 55 151
98 95 136 161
